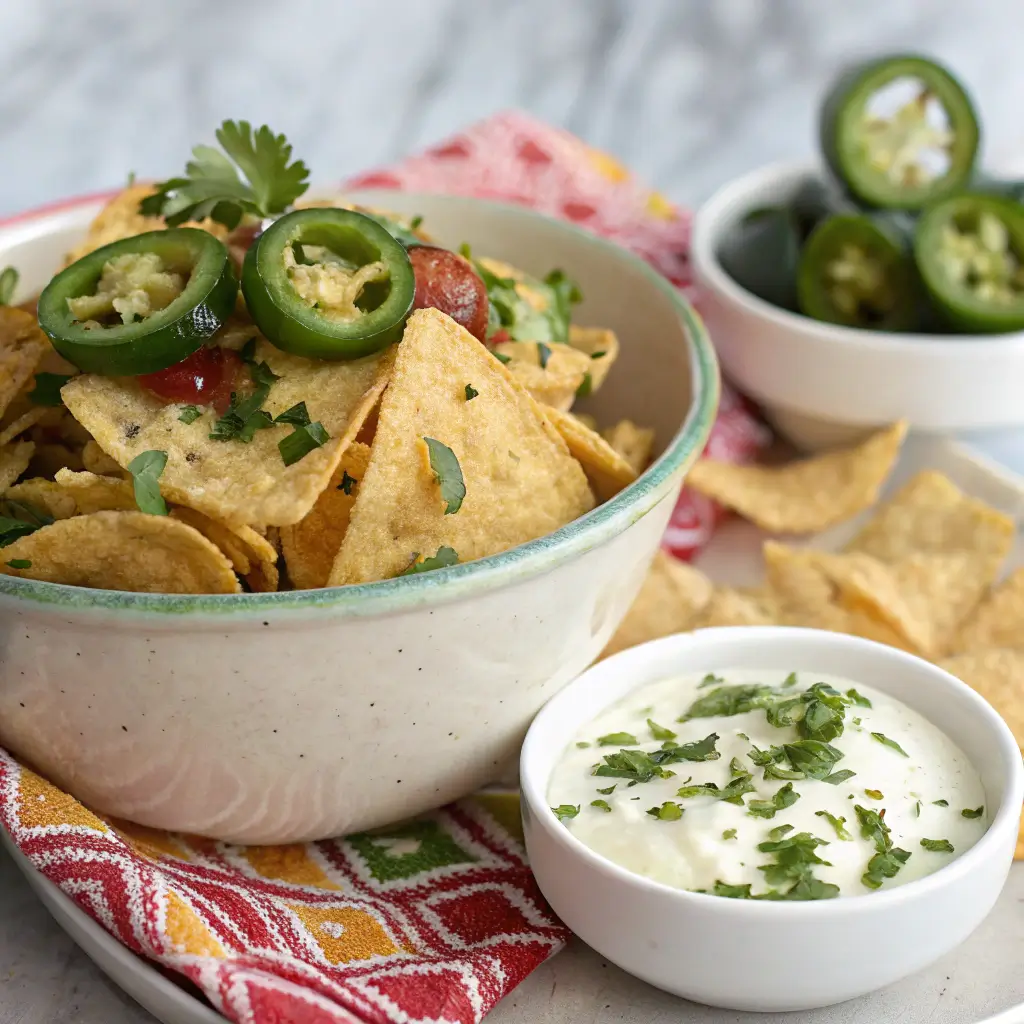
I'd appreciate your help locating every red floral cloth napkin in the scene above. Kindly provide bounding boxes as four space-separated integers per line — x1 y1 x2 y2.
0 112 768 1024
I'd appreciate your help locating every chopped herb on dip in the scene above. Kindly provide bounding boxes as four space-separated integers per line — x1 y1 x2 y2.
962 806 985 819
921 837 954 853
548 669 986 899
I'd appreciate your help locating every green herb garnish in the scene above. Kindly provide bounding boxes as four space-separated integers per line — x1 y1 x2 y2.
178 404 202 424
28 372 74 407
769 824 795 841
575 742 590 749
921 838 954 853
747 782 800 819
815 810 852 840
0 266 17 305
699 673 724 689
273 401 312 427
676 772 756 806
722 829 737 841
596 785 616 795
575 373 593 399
647 719 676 741
846 688 872 708
141 119 310 228
681 684 776 721
864 789 884 800
590 799 612 813
933 799 949 807
855 804 912 890
537 342 552 369
782 672 799 688
592 733 720 783
757 831 839 900
338 470 357 495
822 769 857 786
871 732 909 757
0 500 53 548
711 881 752 898
279 421 329 466
209 347 280 443
493 352 512 364
962 806 984 819
464 384 478 401
646 801 684 821
6 559 31 569
127 450 169 516
551 804 580 821
598 732 638 746
781 739 845 781
399 547 459 575
423 437 465 514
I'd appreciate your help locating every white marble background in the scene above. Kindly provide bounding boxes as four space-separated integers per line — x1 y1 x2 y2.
4 2 1024 1022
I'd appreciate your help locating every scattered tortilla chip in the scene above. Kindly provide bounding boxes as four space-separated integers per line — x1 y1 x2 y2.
686 421 908 533
543 406 637 502
0 440 34 491
3 478 77 519
25 442 83 479
956 569 1024 652
0 308 49 422
0 510 240 594
602 419 656 475
0 407 47 448
281 442 370 590
81 439 126 477
697 586 781 628
328 308 594 586
601 550 713 658
568 324 618 393
847 470 1016 566
61 341 394 527
64 184 229 265
51 468 136 513
492 339 591 412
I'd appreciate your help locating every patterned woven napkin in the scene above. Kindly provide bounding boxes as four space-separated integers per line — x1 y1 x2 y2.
0 112 767 1024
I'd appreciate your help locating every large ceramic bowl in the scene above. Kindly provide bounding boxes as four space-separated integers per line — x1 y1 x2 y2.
0 191 719 844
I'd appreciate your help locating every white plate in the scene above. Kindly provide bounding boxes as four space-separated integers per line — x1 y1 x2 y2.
5 433 1024 1024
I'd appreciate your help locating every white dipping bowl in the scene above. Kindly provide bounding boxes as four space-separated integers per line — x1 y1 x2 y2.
692 161 1024 451
521 626 1023 1012
0 190 718 844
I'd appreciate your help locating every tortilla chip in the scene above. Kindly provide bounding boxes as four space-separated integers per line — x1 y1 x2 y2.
697 586 782 628
328 308 594 585
0 440 34 491
956 569 1024 652
64 184 229 265
281 442 370 590
0 308 49 422
686 421 907 533
940 648 1024 748
568 324 618 393
492 339 591 413
0 407 47 448
601 550 713 658
3 478 77 519
477 257 549 311
847 470 1016 566
543 407 637 502
81 439 126 477
602 419 656 475
0 510 240 594
61 341 394 527
51 468 136 513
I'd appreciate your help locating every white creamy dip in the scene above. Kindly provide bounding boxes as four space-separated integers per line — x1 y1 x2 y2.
547 669 987 899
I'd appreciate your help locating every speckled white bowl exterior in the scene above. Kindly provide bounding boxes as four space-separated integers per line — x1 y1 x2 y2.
692 161 1024 452
0 191 719 843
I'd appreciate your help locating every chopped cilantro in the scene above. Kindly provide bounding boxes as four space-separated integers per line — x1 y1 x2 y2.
598 731 638 746
464 384 478 401
126 450 169 516
591 350 607 359
852 717 862 726
962 806 984 819
0 265 17 305
551 804 580 821
592 733 720 783
711 880 752 898
423 437 465 514
5 559 31 569
871 732 909 757
729 756 748 777
921 838 954 853
537 342 552 369
747 782 799 819
676 772 755 806
273 401 311 427
933 799 949 807
647 719 676 741
757 831 839 900
338 470 357 495
279 421 329 466
914 800 922 818
646 801 684 821
575 372 593 399
769 824 794 841
699 672 724 689
782 672 799 687
781 739 845 781
855 804 912 890
493 352 512 364
681 683 775 721
722 829 737 841
178 404 202 424
575 741 590 749
0 515 43 548
846 688 872 708
814 810 852 840
209 350 280 443
822 769 857 786
864 789 884 800
399 546 459 575
596 784 616 795
28 372 74 407
590 799 612 813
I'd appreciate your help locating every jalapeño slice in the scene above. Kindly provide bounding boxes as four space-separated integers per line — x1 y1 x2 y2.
915 193 1024 333
820 54 979 210
797 214 919 331
241 207 415 360
38 228 237 376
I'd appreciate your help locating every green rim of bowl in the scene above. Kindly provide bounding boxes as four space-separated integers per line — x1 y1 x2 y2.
0 198 720 618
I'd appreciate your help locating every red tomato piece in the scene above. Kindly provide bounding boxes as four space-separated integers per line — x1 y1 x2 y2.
138 346 244 415
409 246 489 342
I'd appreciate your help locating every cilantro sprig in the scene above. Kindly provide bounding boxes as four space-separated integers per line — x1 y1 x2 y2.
400 547 460 576
127 450 169 516
141 120 310 229
855 804 912 890
592 733 720 784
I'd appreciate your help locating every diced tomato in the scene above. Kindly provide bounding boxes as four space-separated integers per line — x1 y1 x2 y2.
409 246 490 342
138 346 244 414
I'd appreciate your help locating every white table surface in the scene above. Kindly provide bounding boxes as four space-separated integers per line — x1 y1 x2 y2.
5 1 1024 1021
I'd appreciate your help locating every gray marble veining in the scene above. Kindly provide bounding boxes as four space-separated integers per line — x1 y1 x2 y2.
3 2 1024 1021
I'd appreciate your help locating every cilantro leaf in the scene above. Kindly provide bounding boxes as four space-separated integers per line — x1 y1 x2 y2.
142 119 309 228
822 769 857 785
598 731 638 746
646 801 684 821
537 342 552 369
747 782 800 819
871 732 909 757
699 672 724 689
551 804 579 821
209 354 280 444
711 880 752 898
933 799 949 807
680 683 775 721
279 422 329 466
677 772 755 806
493 352 512 364
921 837 954 853
647 719 677 741
864 788 884 800
0 500 53 546
399 547 459 576
178 404 202 424
338 470 357 495
658 733 721 763
846 688 872 708
722 829 737 840
0 266 17 306
962 806 984 819
781 739 845 781
127 450 169 516
423 437 465 514
28 373 74 407
5 558 31 569
464 384 478 401
596 785 616 795
590 799 612 813
273 401 311 427
862 847 912 889
575 372 593 399
543 268 583 344
814 810 852 840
